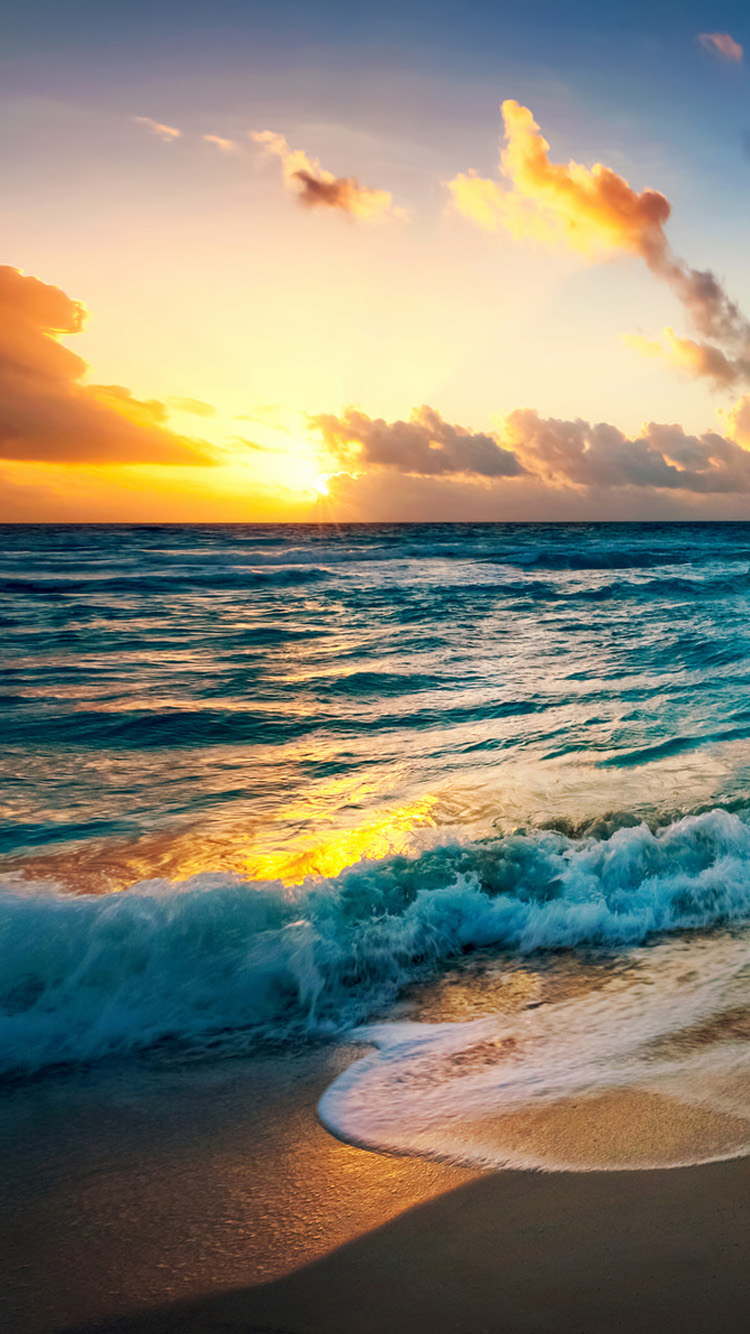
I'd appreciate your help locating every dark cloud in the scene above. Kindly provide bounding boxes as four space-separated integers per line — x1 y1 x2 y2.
312 405 526 478
292 170 382 215
505 409 750 493
251 131 404 222
626 329 750 389
313 400 750 510
655 255 750 356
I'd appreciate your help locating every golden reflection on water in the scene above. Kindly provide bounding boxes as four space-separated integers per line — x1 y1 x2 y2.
244 794 437 883
7 792 438 894
9 733 750 898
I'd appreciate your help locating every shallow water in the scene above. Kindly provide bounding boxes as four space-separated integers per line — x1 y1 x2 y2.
4 522 750 1168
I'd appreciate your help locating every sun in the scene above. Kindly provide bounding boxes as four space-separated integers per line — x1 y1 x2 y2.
312 473 331 497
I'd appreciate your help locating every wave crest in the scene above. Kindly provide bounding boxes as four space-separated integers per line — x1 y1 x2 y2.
2 808 750 1075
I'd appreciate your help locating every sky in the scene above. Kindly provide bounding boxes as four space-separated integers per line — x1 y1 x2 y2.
2 0 750 520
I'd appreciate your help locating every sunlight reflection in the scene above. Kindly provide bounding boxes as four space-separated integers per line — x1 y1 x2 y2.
245 794 438 883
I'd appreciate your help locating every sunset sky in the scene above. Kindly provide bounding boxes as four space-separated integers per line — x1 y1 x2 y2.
3 0 750 520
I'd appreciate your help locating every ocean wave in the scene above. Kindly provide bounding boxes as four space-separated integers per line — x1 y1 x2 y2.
3 808 750 1076
0 565 328 596
485 549 749 572
5 563 749 608
558 573 750 601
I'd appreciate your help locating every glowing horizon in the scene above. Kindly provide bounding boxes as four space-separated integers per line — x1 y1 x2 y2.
2 2 750 520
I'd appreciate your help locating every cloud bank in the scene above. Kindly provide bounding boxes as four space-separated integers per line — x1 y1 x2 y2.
313 402 750 503
447 102 750 388
252 130 405 221
0 267 211 465
505 408 750 493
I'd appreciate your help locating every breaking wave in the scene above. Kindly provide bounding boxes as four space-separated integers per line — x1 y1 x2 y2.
4 807 750 1076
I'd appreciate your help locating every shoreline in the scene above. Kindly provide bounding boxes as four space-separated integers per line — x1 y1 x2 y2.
6 1041 750 1334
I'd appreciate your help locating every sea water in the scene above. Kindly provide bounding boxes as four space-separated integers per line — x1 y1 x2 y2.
5 521 750 1169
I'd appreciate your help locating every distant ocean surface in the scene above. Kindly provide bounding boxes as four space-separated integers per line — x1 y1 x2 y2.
6 521 750 1170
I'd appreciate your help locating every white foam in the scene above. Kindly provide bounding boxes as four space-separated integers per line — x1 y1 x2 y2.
319 931 750 1171
4 808 750 1076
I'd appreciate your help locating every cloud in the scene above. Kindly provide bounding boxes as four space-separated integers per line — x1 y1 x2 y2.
699 32 743 63
447 101 750 387
503 408 750 493
625 328 750 388
252 130 406 221
203 134 238 154
235 404 293 433
312 400 750 500
233 436 284 453
447 101 672 257
133 116 181 142
0 266 212 465
320 442 750 522
719 393 750 446
311 405 526 477
167 396 217 417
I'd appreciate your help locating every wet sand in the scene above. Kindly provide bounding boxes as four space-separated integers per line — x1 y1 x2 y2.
0 1046 474 1334
74 1154 750 1334
6 1045 750 1334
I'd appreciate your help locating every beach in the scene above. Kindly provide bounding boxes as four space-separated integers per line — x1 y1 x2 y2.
1 1045 474 1334
4 1042 750 1334
109 1158 750 1334
6 523 750 1332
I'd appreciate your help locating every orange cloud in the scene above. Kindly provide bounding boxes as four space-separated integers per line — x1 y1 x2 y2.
448 101 750 386
719 394 750 446
699 32 743 63
252 130 407 221
133 116 181 142
0 266 211 465
447 100 671 258
312 405 525 477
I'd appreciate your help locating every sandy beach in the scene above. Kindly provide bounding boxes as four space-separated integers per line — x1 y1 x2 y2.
85 1156 750 1334
0 1046 473 1334
2 1041 750 1334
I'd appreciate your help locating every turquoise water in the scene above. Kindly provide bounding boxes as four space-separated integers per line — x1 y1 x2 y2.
6 521 750 858
5 521 750 1134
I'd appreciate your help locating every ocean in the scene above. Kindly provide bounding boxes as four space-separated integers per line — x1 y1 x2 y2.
5 521 750 1172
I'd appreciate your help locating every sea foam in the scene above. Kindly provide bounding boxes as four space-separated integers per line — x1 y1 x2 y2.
3 807 750 1076
319 927 750 1172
